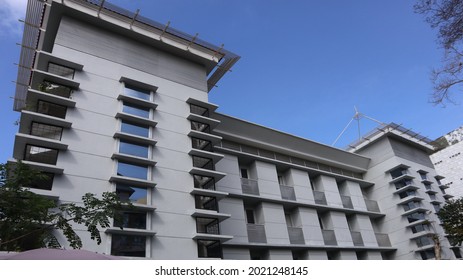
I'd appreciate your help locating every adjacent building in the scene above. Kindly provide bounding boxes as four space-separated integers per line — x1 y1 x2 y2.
10 0 461 259
430 126 463 199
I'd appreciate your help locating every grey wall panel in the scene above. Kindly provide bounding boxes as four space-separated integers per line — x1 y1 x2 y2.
389 138 434 168
55 16 208 92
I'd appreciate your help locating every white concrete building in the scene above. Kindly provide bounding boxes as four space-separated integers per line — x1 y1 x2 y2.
430 126 463 199
10 0 461 260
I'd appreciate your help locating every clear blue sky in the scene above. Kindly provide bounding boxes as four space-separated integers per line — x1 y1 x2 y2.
1 0 462 164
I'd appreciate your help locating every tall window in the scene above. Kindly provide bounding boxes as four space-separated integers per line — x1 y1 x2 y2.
30 122 63 140
117 161 148 180
123 102 150 118
116 184 148 205
119 140 149 158
124 84 150 101
121 121 149 137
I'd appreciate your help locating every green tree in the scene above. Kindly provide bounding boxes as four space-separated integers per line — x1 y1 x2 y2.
414 0 463 104
0 162 127 251
437 197 463 246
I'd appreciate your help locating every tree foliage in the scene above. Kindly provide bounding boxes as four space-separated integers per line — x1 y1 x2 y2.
414 0 463 104
0 162 127 251
437 197 463 246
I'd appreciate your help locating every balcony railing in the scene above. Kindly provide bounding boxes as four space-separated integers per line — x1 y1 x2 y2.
247 224 267 243
364 199 380 212
322 229 337 246
350 231 364 246
313 191 327 205
280 185 296 201
288 227 305 245
375 233 392 247
341 195 354 209
241 178 259 195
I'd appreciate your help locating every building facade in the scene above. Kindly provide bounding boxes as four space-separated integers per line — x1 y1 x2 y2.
10 0 461 260
430 126 463 199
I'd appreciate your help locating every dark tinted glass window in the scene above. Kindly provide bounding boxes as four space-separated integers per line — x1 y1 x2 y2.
37 100 67 119
111 234 146 257
114 211 147 229
39 80 72 98
197 239 222 258
24 145 58 165
29 172 54 190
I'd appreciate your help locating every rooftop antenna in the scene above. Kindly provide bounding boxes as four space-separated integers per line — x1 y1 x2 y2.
332 106 385 146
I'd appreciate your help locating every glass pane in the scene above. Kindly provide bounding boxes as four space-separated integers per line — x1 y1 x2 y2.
125 85 150 100
114 211 146 229
119 140 148 158
116 184 147 204
47 62 75 79
190 104 209 117
195 195 218 211
37 100 67 119
39 80 72 98
29 172 54 190
117 162 148 180
111 234 146 257
121 121 149 137
190 121 210 133
25 145 58 165
31 122 63 140
123 102 150 118
193 175 215 190
197 239 221 258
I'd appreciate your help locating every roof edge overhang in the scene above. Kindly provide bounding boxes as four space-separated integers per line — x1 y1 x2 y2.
347 123 435 154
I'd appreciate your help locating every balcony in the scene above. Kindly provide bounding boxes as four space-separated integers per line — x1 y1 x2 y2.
341 195 354 209
280 185 296 201
375 233 392 247
241 178 260 196
313 190 327 205
247 224 267 243
364 199 380 212
287 227 305 245
322 229 337 246
350 231 364 246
